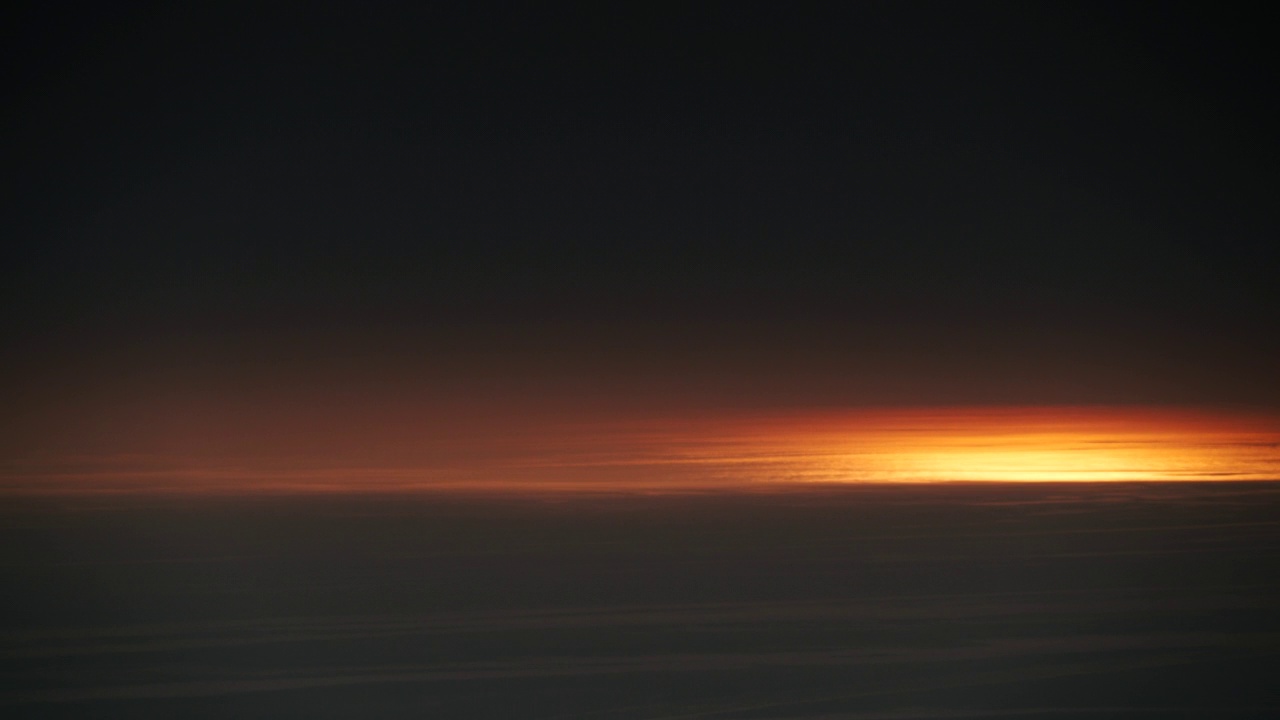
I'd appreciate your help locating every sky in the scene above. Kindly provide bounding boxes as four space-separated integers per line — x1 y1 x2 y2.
4 2 1279 489
3 7 1280 714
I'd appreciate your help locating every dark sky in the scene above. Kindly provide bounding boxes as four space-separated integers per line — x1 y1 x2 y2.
4 2 1278 413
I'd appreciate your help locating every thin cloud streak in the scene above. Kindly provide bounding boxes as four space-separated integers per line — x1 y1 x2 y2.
4 407 1278 494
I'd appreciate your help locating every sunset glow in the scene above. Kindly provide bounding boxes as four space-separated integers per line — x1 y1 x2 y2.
4 406 1278 495
754 408 1280 484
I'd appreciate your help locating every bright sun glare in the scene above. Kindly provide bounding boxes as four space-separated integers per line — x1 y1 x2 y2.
767 408 1280 484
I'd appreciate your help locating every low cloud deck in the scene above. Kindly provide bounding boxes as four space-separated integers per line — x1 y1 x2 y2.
2 482 1278 717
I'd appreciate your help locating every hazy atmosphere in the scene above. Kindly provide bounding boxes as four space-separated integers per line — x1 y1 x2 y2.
3 2 1278 717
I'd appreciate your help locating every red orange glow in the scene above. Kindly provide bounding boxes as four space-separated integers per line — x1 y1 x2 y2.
694 407 1280 484
3 407 1278 494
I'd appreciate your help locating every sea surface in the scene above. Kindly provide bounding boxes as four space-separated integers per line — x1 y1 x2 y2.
3 482 1279 718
